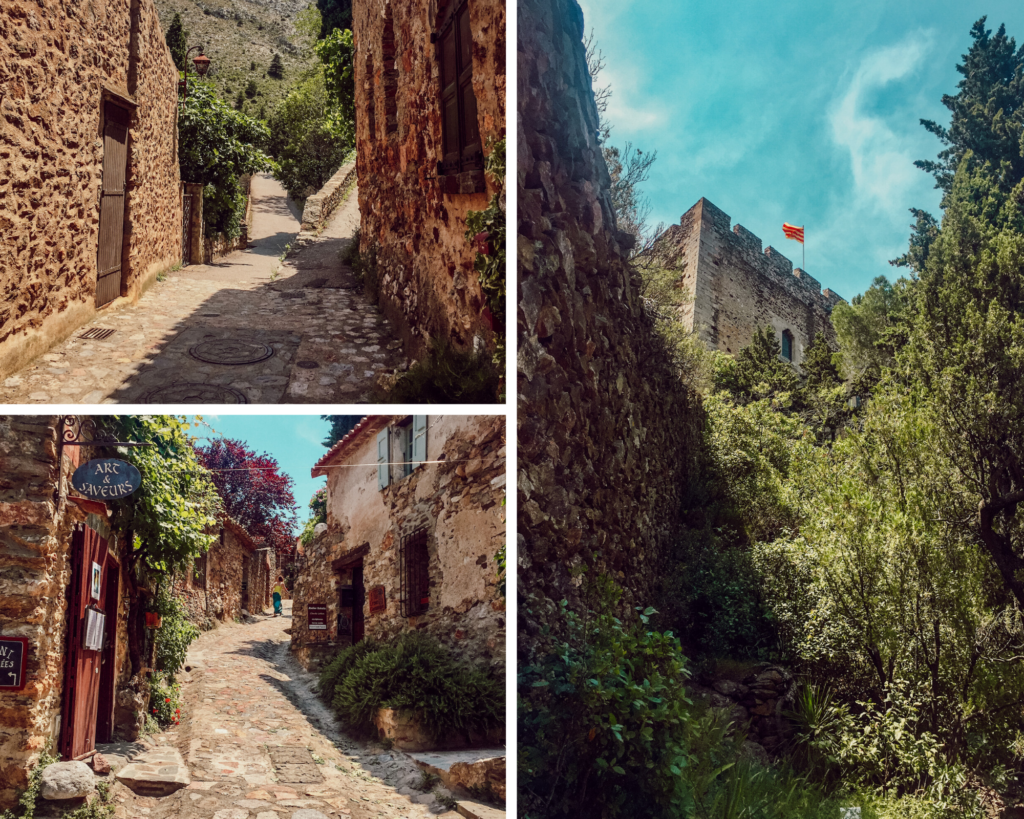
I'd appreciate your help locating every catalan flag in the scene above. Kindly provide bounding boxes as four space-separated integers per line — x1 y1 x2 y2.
782 223 804 243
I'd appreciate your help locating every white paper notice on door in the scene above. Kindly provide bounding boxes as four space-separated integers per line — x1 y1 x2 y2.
83 609 106 651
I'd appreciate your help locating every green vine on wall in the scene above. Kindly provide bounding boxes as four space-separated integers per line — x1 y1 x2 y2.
465 138 507 386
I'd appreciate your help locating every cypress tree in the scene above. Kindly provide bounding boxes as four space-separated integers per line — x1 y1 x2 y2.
268 53 285 79
165 13 188 72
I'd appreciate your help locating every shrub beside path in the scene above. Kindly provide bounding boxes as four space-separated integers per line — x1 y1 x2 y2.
110 602 456 819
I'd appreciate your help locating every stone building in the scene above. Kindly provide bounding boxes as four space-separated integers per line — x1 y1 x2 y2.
518 0 703 646
0 0 183 380
353 0 506 356
656 198 844 368
291 415 505 675
173 516 272 627
0 417 137 809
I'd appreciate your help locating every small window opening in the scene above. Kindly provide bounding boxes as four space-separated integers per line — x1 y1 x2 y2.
781 329 794 362
400 529 430 616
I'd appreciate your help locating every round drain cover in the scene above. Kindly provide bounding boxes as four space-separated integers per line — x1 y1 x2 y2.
142 384 248 404
188 339 274 365
296 360 319 369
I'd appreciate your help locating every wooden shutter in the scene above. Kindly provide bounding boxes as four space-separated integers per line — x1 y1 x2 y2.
439 24 460 174
377 428 390 490
412 416 427 469
457 5 481 171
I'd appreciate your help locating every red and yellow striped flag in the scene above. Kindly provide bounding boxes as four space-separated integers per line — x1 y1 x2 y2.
782 223 804 243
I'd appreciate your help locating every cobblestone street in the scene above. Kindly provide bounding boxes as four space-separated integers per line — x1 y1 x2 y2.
0 175 402 405
110 603 458 819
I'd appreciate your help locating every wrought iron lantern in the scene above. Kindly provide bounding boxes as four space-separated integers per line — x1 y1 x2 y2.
178 46 212 102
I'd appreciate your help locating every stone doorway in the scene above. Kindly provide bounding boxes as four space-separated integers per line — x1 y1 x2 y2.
95 102 131 307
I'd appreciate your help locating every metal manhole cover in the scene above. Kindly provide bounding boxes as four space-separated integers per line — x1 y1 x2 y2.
188 339 275 365
296 360 319 369
141 384 249 404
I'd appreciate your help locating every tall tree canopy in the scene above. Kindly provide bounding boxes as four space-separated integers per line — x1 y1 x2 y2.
194 438 298 565
165 13 188 73
316 0 352 38
321 415 362 448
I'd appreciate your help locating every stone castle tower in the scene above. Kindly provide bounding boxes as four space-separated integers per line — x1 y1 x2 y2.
657 198 844 368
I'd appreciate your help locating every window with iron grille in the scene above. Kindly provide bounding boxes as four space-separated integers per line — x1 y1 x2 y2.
781 329 794 362
437 0 482 181
400 529 430 617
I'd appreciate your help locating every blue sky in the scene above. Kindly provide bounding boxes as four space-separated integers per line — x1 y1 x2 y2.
188 415 334 534
576 0 1024 300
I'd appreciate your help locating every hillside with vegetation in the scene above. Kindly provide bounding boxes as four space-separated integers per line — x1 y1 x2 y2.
520 17 1024 819
154 0 319 117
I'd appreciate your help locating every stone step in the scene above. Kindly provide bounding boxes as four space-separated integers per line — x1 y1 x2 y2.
456 799 506 819
114 746 190 796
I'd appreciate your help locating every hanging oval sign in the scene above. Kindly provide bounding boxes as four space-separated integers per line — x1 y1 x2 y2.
71 458 142 500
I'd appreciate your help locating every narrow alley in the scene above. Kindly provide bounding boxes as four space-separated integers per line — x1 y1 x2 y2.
107 603 479 819
0 175 401 405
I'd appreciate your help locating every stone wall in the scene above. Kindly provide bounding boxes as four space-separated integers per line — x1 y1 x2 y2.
689 665 796 757
353 0 506 357
300 157 357 231
0 418 134 808
517 0 704 652
656 199 844 367
0 0 183 380
204 522 254 624
293 415 506 676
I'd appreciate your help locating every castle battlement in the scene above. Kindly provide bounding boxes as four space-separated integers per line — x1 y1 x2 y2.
657 198 845 366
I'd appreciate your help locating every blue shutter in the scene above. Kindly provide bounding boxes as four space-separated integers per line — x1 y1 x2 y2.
377 428 390 490
412 416 427 469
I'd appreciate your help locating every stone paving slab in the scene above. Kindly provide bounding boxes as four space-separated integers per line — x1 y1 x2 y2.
116 747 191 796
0 175 404 405
109 604 468 819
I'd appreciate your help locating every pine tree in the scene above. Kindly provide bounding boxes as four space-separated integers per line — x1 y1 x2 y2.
234 90 245 111
320 416 362 448
165 12 189 72
268 53 285 79
245 79 258 99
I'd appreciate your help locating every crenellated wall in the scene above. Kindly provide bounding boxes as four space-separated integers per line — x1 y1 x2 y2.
657 198 844 367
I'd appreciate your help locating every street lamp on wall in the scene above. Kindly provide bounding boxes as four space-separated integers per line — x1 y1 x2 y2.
178 46 212 102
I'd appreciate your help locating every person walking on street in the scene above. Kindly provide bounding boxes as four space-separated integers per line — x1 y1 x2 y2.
273 576 286 616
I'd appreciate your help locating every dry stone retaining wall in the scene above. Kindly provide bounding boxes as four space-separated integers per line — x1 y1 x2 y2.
300 157 357 231
353 0 506 357
0 0 182 379
517 0 703 651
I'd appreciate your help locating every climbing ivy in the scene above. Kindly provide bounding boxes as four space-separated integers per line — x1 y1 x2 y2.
465 138 507 383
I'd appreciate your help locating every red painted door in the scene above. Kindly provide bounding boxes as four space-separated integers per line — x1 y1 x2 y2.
60 525 110 760
352 565 365 643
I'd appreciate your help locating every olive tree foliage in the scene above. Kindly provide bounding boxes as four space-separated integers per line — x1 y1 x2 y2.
178 78 275 237
102 416 222 676
753 389 1024 766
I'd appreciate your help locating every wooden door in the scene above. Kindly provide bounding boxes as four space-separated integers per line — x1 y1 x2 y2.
352 565 365 643
60 525 109 760
96 102 130 307
96 558 119 743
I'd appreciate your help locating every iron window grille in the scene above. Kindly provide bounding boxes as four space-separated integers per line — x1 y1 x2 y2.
400 529 430 617
781 329 794 362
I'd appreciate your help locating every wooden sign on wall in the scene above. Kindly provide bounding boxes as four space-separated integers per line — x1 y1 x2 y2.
307 604 328 631
0 637 29 691
368 585 386 614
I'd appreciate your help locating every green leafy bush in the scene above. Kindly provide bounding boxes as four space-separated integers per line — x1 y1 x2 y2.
386 338 501 404
152 585 201 677
178 78 275 237
324 632 501 741
519 592 694 819
317 638 379 700
149 674 182 728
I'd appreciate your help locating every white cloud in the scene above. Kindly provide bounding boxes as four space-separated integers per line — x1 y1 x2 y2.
295 418 327 448
828 30 936 215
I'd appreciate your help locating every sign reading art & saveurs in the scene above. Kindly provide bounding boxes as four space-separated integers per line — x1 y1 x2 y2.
0 637 28 691
71 459 142 500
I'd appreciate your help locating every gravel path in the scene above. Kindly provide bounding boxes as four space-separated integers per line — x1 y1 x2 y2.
0 175 402 405
111 603 455 819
